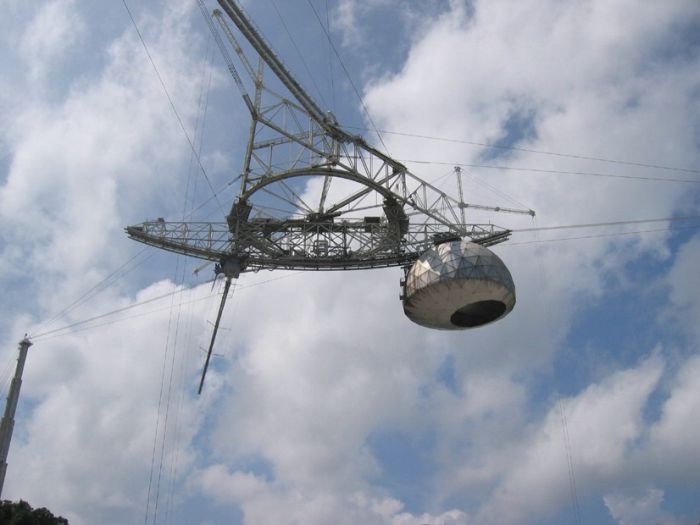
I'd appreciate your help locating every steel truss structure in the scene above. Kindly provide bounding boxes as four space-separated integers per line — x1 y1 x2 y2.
127 0 533 276
125 0 534 392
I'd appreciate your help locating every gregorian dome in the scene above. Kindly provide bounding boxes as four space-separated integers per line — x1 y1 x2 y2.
402 240 516 330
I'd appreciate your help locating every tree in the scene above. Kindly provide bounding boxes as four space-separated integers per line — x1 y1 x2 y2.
0 499 69 524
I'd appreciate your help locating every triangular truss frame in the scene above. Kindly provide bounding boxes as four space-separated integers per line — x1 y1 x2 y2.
127 0 533 275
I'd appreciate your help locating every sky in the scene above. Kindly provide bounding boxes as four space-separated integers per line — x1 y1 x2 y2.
0 0 699 524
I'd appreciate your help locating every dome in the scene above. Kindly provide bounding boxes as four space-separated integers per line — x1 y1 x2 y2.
402 241 516 330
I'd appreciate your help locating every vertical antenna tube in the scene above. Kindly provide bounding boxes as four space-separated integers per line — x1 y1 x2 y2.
0 336 32 497
455 166 466 230
198 278 232 394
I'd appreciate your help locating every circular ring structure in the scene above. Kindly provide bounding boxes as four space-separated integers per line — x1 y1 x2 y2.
403 241 515 330
240 167 398 203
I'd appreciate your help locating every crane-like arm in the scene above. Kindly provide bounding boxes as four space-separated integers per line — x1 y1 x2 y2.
217 0 338 133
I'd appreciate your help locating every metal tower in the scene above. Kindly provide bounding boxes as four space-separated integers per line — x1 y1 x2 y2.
125 0 534 391
0 336 32 497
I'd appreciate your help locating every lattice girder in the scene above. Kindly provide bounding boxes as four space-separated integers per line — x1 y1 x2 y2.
127 0 532 274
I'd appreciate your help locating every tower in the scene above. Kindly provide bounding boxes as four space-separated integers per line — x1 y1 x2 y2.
0 336 33 497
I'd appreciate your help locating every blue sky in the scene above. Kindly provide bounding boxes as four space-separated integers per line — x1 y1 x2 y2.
1 1 699 524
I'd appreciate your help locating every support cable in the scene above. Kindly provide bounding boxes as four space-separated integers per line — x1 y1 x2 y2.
305 0 390 153
345 126 700 175
512 214 700 233
31 292 216 343
184 33 216 223
182 33 213 223
151 258 184 525
184 175 242 221
503 224 699 247
402 159 700 185
471 173 532 210
558 397 583 525
29 272 305 342
270 0 329 109
325 0 336 114
163 282 196 524
121 0 225 215
163 33 216 523
167 43 216 519
144 261 179 525
32 248 153 335
30 288 194 340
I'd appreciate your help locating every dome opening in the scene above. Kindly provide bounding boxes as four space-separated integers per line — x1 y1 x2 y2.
450 300 506 327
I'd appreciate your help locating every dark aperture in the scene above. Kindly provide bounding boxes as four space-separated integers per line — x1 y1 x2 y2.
450 300 506 327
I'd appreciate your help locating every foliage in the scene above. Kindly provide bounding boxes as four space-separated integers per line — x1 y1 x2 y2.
0 499 69 524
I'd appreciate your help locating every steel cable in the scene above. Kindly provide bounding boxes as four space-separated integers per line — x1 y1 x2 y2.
122 0 225 216
345 126 700 175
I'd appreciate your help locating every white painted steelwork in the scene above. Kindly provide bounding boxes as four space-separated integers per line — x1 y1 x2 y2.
403 241 515 330
125 0 532 389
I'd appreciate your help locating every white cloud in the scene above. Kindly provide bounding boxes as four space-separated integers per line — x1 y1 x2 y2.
194 463 470 525
604 488 681 525
0 1 234 522
645 353 700 482
207 271 431 486
332 0 392 48
202 0 700 522
5 281 216 524
1 0 225 317
663 233 700 340
1 0 699 523
470 355 663 524
18 0 85 81
331 0 444 50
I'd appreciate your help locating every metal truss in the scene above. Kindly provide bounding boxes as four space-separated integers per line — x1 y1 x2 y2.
127 0 534 275
126 0 536 392
126 218 511 271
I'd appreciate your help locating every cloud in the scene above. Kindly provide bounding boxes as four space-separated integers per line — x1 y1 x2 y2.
604 488 681 525
0 0 699 524
645 353 700 482
0 0 232 522
200 0 700 522
0 0 223 318
470 355 663 524
194 463 470 525
18 0 85 81
332 0 392 48
7 280 217 524
663 233 700 340
331 0 446 50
